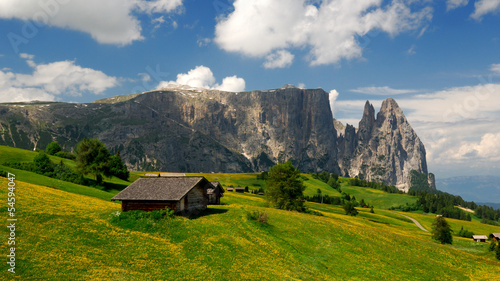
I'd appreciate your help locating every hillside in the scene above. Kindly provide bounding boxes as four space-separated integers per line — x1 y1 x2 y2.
2 176 500 280
0 86 431 191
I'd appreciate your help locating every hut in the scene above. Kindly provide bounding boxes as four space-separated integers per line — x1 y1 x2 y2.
472 235 488 242
227 188 234 192
490 233 500 241
235 187 245 193
111 177 214 214
207 182 225 205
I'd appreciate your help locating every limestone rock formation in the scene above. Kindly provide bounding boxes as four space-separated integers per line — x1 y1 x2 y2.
337 98 429 192
0 86 432 191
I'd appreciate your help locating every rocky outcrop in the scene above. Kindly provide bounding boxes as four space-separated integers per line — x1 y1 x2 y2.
0 86 431 191
337 98 428 192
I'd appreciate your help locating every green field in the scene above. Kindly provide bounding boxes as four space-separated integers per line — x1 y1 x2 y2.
1 146 500 280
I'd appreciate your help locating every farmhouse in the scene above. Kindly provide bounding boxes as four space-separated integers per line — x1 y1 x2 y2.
472 235 488 242
208 182 224 205
111 176 217 214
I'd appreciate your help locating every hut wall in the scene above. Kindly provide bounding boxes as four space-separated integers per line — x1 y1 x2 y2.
186 185 207 212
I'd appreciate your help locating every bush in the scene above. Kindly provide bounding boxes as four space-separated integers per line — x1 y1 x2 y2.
247 210 269 223
33 152 54 176
45 142 62 155
343 201 358 216
457 226 474 238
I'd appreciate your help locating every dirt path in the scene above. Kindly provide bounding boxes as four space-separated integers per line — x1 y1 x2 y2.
389 211 429 232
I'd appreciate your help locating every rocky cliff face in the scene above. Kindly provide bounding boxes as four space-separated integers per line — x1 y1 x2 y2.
337 98 430 192
0 86 432 191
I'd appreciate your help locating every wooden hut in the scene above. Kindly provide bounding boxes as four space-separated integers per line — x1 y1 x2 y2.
207 182 224 205
111 177 214 214
235 187 245 193
490 233 500 241
472 235 488 242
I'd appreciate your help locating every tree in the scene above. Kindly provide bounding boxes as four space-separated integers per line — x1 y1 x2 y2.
33 152 54 175
45 141 62 155
496 242 500 260
75 138 111 184
343 201 358 216
431 216 453 244
108 151 129 181
265 161 306 211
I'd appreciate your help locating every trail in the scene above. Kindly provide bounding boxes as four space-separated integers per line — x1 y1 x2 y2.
389 211 429 232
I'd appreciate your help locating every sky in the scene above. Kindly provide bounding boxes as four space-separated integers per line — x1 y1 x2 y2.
0 0 499 180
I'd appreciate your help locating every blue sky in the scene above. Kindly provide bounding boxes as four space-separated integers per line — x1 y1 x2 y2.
0 0 499 180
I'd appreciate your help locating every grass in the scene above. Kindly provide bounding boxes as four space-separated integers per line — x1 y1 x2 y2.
2 177 500 280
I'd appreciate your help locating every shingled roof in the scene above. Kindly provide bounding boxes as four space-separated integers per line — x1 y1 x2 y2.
111 177 209 201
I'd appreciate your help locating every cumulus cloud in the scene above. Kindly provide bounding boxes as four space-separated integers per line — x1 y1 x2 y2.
157 65 245 92
446 0 469 11
263 50 294 69
0 0 183 46
0 54 118 102
214 0 433 66
471 0 500 20
454 133 500 161
350 86 418 95
329 89 339 117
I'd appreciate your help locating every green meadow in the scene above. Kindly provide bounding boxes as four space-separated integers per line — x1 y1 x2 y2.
1 145 500 280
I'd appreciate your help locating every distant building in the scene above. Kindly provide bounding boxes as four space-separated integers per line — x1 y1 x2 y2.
490 233 500 241
227 188 234 192
235 187 245 193
472 235 488 242
111 176 218 214
208 182 225 205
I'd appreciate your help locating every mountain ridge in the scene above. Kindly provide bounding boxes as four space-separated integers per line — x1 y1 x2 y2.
0 86 432 191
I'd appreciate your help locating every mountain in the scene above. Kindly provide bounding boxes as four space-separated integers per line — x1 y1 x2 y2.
436 176 500 204
337 99 430 192
0 85 431 191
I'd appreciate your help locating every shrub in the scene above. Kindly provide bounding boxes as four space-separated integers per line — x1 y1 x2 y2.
343 201 358 216
247 210 269 223
45 142 62 155
457 226 474 238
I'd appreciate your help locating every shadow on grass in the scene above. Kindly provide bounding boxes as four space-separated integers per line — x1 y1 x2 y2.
188 207 228 219
102 181 129 192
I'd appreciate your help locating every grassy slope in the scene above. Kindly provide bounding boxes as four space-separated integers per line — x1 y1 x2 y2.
191 173 417 209
0 145 132 200
2 178 500 280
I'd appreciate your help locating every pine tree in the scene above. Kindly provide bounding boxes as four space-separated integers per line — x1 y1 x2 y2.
431 216 453 244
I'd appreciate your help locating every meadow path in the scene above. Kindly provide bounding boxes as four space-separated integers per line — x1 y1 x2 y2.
389 211 429 232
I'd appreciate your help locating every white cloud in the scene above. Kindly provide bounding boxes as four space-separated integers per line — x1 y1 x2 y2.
471 0 500 20
214 0 432 66
446 0 469 11
0 0 183 46
491 63 500 74
453 133 500 161
0 54 118 102
298 83 306 89
350 86 418 95
263 50 294 69
217 76 246 92
138 73 151 82
329 89 339 117
157 65 246 92
197 37 211 47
